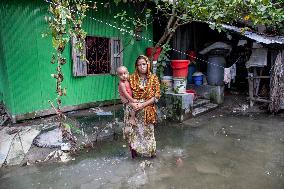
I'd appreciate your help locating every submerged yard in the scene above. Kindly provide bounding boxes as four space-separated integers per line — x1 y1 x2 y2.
0 113 283 189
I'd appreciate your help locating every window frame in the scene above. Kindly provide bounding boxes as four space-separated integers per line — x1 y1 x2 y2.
71 36 123 77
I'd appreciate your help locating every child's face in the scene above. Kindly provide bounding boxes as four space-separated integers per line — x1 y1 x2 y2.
118 68 129 81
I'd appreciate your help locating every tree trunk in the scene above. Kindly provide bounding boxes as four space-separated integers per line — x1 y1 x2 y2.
149 15 180 62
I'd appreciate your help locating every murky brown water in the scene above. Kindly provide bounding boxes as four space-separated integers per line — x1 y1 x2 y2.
0 114 284 189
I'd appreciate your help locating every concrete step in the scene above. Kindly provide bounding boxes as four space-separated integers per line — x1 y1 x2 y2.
192 99 211 108
204 103 219 109
192 103 218 117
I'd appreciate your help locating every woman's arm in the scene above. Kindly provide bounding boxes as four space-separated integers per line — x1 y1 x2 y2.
132 97 154 111
142 97 155 107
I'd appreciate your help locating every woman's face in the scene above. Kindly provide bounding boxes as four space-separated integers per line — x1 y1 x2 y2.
136 58 148 74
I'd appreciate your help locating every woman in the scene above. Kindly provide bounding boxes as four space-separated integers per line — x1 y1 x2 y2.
124 55 160 158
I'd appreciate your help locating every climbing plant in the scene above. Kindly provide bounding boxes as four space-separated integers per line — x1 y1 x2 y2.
113 1 152 45
156 43 171 79
44 0 89 144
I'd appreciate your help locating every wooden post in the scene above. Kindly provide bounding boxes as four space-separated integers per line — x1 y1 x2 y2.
247 69 254 107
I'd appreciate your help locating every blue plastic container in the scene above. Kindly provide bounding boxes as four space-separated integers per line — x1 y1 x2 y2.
193 75 203 86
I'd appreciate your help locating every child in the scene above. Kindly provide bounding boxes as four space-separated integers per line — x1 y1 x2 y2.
117 66 138 127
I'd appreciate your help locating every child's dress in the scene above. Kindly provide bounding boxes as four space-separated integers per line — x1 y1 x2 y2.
118 80 132 100
118 80 135 139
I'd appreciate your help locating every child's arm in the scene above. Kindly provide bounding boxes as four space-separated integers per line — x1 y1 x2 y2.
119 82 136 103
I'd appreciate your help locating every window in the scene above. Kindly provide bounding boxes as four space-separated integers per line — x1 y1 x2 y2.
72 36 123 76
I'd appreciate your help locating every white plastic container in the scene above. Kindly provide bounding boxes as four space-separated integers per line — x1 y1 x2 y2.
173 77 187 93
152 61 158 74
161 76 173 92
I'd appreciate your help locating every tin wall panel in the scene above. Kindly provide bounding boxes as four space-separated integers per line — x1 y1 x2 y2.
0 0 153 116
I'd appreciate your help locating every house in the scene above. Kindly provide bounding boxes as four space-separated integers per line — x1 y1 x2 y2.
0 0 153 122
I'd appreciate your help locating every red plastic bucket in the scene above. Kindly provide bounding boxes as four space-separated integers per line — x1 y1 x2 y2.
171 60 190 78
146 47 162 61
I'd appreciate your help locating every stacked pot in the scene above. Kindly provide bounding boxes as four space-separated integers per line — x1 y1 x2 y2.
170 60 190 93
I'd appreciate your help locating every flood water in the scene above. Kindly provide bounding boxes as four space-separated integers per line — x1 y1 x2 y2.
0 114 284 189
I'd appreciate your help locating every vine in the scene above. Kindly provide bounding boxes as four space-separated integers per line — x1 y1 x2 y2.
156 43 171 79
44 0 89 146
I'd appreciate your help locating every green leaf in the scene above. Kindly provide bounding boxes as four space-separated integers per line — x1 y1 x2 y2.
209 24 215 30
63 123 71 130
52 37 59 49
130 38 135 45
214 15 219 20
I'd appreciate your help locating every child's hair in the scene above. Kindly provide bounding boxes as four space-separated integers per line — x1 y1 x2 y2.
116 66 128 75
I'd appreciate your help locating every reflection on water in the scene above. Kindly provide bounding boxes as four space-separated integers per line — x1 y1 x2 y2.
0 115 284 189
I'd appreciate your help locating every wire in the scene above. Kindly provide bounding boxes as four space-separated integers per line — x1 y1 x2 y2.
44 0 243 70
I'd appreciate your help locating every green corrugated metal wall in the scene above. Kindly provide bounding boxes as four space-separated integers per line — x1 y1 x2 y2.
0 22 4 103
0 1 14 110
0 0 153 116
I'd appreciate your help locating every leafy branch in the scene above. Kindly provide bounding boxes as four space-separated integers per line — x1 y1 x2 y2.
44 0 90 145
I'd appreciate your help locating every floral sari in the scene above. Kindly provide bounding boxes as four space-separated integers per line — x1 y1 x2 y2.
123 60 160 157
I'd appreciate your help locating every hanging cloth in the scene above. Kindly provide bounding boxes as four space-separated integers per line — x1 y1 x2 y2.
224 63 237 88
230 63 237 83
224 68 232 88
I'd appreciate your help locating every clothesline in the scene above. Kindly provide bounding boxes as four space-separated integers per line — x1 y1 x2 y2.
43 0 246 70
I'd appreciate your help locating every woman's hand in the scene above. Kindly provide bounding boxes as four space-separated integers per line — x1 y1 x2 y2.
132 102 144 111
129 102 137 109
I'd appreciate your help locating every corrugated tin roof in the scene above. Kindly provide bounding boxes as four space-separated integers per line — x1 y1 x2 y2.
221 24 284 45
